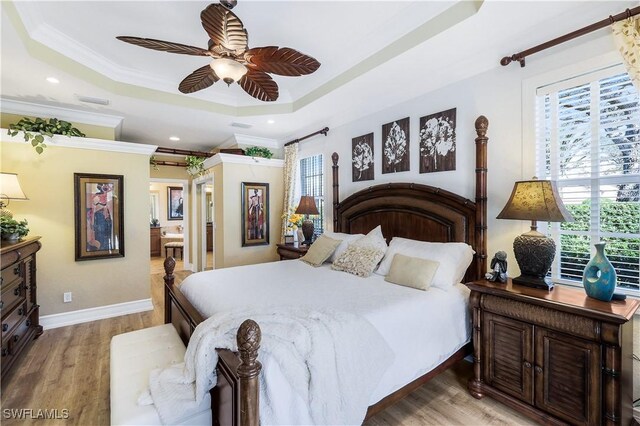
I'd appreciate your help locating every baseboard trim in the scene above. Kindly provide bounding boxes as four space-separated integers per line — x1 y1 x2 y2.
40 299 153 330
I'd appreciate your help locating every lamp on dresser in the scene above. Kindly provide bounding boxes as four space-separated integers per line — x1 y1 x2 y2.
0 172 28 217
497 178 573 290
295 195 319 245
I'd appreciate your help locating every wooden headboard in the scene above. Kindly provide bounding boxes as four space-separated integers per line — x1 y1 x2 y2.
332 116 489 282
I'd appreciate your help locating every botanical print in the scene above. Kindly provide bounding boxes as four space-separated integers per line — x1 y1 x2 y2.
382 117 410 174
74 173 124 261
168 187 184 220
352 132 374 181
419 108 456 173
242 182 270 246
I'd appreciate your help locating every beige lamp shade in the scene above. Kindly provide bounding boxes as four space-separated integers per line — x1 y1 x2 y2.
497 179 573 222
0 173 28 200
295 195 319 215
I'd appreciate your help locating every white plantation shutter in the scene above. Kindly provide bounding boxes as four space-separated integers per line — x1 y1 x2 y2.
299 154 324 236
536 66 640 294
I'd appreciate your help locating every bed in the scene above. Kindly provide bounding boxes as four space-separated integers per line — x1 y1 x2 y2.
162 115 490 425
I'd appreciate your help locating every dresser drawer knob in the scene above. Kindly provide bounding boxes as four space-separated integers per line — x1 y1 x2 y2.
523 361 532 369
18 308 24 316
26 319 31 327
12 335 19 343
1 348 7 357
0 301 3 310
534 366 543 374
14 287 20 296
2 324 7 332
13 266 21 276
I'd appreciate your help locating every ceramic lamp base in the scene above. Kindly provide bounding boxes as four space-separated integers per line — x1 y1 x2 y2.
512 232 556 291
301 219 314 245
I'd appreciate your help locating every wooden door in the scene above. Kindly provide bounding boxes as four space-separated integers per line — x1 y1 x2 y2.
482 312 534 404
534 327 601 425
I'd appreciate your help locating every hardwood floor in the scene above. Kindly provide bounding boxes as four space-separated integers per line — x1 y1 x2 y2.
1 268 637 425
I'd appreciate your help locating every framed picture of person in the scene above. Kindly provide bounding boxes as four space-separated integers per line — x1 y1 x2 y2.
241 182 269 247
167 186 184 220
74 173 124 261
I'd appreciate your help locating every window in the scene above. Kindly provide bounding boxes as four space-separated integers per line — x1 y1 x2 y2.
536 67 639 294
299 154 324 237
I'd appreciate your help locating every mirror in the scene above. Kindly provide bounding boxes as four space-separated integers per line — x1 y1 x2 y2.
150 191 160 225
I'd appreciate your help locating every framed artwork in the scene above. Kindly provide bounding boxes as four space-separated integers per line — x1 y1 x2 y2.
382 117 410 174
167 186 184 220
74 173 124 261
352 132 374 182
419 108 457 173
241 182 269 247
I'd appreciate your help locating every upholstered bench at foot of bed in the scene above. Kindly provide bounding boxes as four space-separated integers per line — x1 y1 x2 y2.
110 324 211 425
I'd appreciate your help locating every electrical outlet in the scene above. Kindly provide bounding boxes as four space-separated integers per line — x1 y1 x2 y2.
63 292 72 303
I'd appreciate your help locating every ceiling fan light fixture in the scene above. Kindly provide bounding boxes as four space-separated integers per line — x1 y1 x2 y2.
210 58 247 86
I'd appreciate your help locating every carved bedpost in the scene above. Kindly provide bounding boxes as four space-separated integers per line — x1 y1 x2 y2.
332 152 340 232
237 319 262 426
163 257 176 324
474 116 489 280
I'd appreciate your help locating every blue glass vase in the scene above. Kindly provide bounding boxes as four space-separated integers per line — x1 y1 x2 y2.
582 242 617 302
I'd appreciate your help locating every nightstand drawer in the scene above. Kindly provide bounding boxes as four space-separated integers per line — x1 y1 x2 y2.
2 301 27 338
276 244 308 260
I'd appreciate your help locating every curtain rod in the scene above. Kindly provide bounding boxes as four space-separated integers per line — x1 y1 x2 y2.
155 147 214 157
501 6 640 67
284 127 329 147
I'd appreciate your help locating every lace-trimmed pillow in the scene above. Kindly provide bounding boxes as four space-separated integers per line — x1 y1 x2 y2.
331 245 386 277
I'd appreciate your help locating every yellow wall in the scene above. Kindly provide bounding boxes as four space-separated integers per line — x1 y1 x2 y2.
150 155 193 180
209 164 225 268
0 140 150 316
1 113 116 141
217 162 283 268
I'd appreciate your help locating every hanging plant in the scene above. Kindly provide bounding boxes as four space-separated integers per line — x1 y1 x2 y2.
150 155 159 171
245 146 273 159
185 155 205 176
7 117 86 154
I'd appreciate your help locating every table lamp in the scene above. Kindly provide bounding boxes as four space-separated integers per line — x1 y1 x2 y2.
497 178 573 290
295 196 319 245
0 173 28 217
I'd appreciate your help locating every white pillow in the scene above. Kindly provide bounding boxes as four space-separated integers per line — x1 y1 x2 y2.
351 225 387 253
376 237 474 289
323 232 365 263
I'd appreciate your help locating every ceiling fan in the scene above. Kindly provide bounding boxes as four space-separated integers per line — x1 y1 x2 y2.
116 2 320 102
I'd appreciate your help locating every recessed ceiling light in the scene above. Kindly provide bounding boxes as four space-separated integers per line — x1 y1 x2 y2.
267 120 275 124
46 77 60 84
169 136 180 141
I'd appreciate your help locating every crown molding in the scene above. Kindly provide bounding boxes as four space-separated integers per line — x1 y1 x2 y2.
1 98 124 133
204 153 284 169
232 133 280 149
2 129 157 155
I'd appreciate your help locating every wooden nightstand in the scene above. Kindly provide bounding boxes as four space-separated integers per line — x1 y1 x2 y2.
466 278 639 426
276 243 308 260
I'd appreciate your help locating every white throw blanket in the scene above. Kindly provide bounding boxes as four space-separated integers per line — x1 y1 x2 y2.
141 307 394 425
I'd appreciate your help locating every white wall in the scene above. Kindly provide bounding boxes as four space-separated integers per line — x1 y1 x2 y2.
150 181 185 230
297 34 620 277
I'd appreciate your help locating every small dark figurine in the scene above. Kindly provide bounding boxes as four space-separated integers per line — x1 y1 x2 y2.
485 250 508 283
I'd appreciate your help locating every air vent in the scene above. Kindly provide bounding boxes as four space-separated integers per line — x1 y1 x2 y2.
76 95 110 106
231 122 252 129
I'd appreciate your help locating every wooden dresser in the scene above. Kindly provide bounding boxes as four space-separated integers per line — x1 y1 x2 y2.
1 237 43 379
150 227 161 257
466 279 639 426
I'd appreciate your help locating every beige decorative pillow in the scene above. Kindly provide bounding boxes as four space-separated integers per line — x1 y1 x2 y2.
331 245 386 277
300 235 341 267
385 254 440 291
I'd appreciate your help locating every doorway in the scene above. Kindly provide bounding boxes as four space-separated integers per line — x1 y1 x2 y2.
192 175 214 272
149 179 190 274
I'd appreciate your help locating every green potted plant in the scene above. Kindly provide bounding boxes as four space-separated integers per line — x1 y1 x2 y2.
245 146 273 159
0 216 29 242
185 155 205 177
8 117 86 154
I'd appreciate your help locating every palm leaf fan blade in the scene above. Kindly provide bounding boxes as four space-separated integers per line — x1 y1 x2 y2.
238 70 279 102
179 65 220 93
116 36 210 56
244 46 320 76
200 4 248 54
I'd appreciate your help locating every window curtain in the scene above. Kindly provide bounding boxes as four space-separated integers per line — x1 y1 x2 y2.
612 16 640 90
281 143 298 243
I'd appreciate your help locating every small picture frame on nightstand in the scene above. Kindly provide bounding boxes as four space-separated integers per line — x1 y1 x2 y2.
284 235 294 244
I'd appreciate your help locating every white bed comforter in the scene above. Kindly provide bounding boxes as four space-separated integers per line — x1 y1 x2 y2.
162 260 471 424
145 307 393 425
